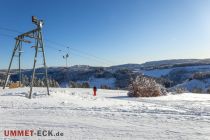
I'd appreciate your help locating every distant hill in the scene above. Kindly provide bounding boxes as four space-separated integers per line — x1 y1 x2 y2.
108 59 210 71
1 58 210 90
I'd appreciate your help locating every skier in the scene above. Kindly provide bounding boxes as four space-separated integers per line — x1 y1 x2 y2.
93 86 97 96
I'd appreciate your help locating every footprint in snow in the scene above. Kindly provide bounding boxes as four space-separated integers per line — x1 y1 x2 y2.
61 100 68 105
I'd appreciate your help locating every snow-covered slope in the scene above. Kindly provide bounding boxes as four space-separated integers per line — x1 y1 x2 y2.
142 68 172 77
172 78 210 93
0 87 210 140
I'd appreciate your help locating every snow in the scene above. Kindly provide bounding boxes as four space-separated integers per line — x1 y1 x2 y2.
173 78 210 92
143 68 173 78
175 79 206 91
0 87 210 140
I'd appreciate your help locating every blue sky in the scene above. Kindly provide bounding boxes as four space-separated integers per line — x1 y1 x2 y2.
0 0 210 68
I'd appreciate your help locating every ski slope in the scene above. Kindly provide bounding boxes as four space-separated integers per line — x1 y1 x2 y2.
0 87 210 140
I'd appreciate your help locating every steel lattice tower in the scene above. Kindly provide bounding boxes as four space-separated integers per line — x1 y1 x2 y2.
3 16 50 99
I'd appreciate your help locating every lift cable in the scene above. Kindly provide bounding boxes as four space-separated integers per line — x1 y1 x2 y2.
0 27 113 66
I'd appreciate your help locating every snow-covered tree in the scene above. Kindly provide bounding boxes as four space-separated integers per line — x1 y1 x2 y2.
22 75 30 86
128 76 167 97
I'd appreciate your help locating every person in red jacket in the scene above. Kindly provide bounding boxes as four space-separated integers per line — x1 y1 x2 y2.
93 86 97 96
